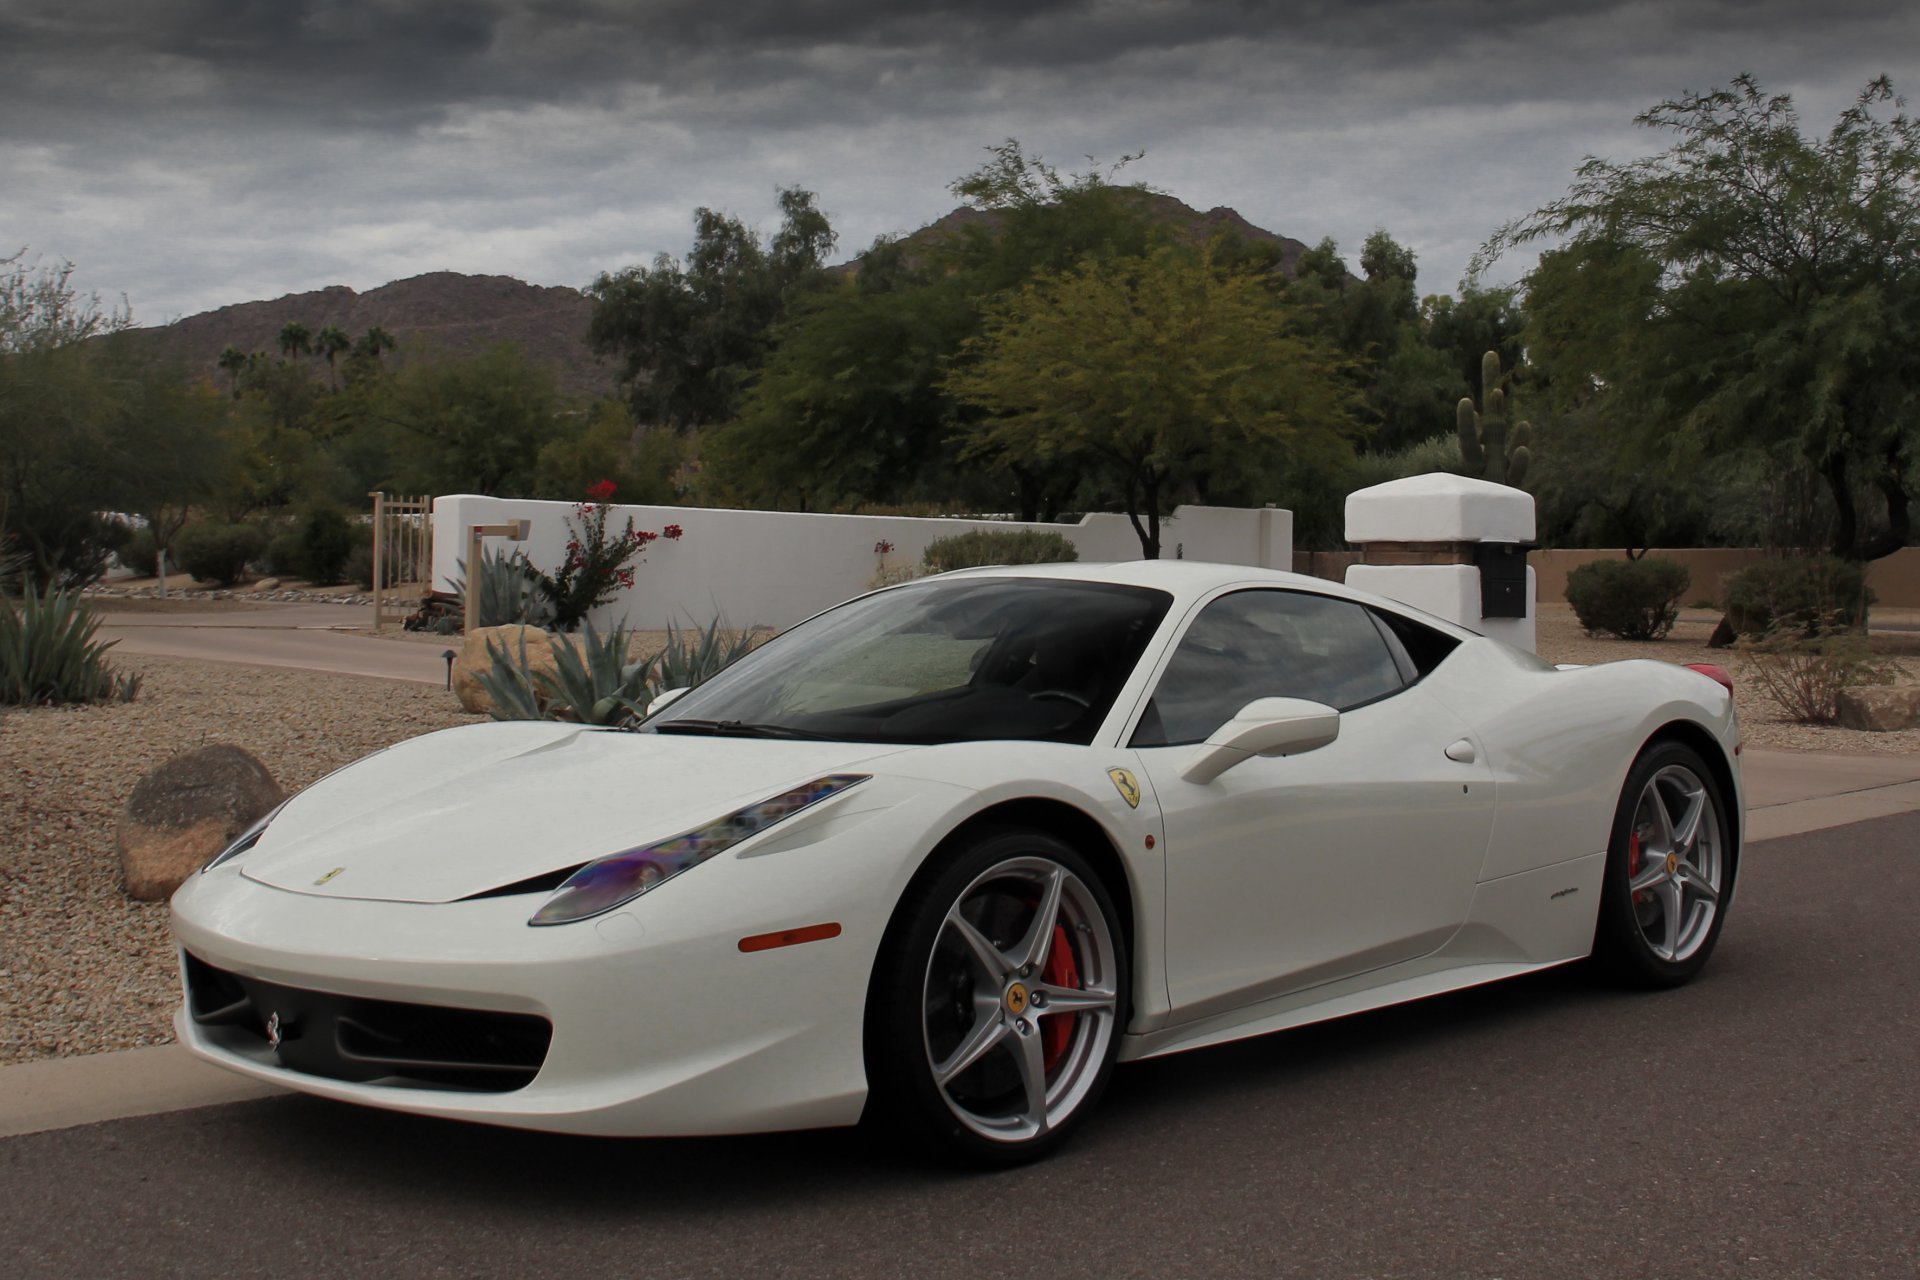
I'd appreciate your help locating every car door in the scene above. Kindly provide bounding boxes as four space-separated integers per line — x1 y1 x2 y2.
1129 589 1495 1023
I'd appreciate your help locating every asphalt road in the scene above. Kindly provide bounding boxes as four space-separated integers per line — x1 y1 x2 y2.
4 813 1915 1280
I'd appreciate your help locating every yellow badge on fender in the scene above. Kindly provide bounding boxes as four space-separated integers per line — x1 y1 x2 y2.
1107 767 1141 809
313 866 345 886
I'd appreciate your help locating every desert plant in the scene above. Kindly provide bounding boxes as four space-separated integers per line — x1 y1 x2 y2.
1564 557 1690 640
261 528 304 578
649 617 761 695
1456 350 1532 487
116 527 159 578
1724 557 1872 637
173 522 265 587
0 583 141 705
922 528 1079 573
476 622 656 725
1740 622 1894 724
454 546 556 629
532 481 682 631
299 508 356 585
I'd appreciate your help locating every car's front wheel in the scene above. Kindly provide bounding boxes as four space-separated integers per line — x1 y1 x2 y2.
865 828 1127 1165
1594 741 1735 987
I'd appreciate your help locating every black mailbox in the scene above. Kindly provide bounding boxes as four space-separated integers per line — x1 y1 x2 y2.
1473 542 1531 619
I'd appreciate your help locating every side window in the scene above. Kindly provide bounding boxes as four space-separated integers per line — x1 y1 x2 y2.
1130 590 1406 747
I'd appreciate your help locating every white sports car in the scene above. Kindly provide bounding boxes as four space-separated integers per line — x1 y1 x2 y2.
171 561 1741 1163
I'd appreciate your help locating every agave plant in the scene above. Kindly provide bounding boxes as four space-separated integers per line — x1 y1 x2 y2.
453 546 556 630
475 622 656 726
0 583 142 706
648 617 761 697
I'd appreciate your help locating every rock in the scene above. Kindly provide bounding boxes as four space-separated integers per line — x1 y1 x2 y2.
253 577 281 591
452 624 563 715
117 746 285 901
1836 685 1920 732
1707 614 1738 649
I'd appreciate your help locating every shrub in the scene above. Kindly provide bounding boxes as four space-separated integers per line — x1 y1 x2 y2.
0 584 141 705
261 528 304 578
922 528 1079 573
477 622 655 725
299 509 356 585
1564 557 1690 640
532 481 682 632
1740 624 1894 724
173 522 265 587
649 617 762 695
117 527 158 577
1724 557 1872 637
345 543 375 591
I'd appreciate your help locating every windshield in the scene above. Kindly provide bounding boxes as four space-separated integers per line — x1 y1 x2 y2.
647 577 1171 745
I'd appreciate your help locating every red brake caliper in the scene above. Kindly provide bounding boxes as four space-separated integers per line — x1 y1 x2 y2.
1628 830 1645 903
1040 924 1079 1072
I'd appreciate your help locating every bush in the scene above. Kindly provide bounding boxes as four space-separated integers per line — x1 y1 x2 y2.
477 622 655 726
1564 557 1690 640
173 522 265 587
649 617 762 694
117 527 158 577
345 543 375 591
922 528 1079 573
1740 626 1893 724
454 546 555 629
0 584 141 705
1724 557 1872 637
261 528 304 578
299 508 356 586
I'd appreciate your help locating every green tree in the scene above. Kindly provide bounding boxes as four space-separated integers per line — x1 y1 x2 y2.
373 343 561 496
216 345 248 398
946 248 1357 558
1482 74 1920 561
588 188 837 432
315 324 351 389
277 321 311 360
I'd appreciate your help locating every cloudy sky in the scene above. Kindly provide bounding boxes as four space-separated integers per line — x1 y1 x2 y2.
3 0 1914 324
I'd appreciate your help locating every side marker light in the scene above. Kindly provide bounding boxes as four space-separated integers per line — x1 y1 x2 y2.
738 923 843 953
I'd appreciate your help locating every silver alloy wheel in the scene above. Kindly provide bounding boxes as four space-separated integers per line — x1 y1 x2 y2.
1627 763 1725 962
920 856 1119 1144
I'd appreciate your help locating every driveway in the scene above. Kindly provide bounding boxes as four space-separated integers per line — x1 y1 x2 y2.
94 603 450 685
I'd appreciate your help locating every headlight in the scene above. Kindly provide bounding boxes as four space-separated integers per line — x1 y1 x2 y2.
527 774 870 926
201 801 289 874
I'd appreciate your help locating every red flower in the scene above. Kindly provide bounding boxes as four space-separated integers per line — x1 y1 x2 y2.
874 540 894 555
663 524 683 540
586 479 618 503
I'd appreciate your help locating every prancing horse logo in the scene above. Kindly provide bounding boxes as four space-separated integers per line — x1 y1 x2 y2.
266 1011 284 1052
1107 767 1141 810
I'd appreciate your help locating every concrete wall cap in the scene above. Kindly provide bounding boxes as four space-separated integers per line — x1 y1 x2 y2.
1344 473 1536 544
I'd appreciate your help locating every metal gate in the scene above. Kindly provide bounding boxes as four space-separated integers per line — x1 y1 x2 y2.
368 491 433 630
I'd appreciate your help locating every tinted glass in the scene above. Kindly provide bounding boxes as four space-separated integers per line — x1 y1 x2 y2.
1131 590 1405 746
648 577 1171 745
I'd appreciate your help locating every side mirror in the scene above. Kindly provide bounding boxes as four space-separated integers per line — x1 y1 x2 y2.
646 686 690 716
1180 697 1340 785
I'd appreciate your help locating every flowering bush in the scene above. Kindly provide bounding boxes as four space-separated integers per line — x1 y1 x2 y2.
534 481 683 631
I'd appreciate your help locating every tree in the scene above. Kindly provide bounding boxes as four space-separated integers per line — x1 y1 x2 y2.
0 252 133 585
315 324 351 389
946 248 1357 558
588 188 837 432
1482 74 1920 562
216 345 248 398
372 343 562 496
277 321 311 360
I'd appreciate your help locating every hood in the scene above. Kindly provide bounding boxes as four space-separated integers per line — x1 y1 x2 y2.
241 722 906 904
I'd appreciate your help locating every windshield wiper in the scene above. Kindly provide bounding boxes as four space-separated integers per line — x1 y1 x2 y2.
652 718 832 740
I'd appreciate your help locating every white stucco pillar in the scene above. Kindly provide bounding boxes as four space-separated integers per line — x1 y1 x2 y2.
1343 474 1537 653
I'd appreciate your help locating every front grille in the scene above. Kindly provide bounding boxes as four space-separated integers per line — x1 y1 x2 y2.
184 952 551 1093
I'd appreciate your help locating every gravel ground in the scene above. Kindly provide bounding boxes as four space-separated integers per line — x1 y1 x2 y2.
0 656 481 1067
2 602 1914 1069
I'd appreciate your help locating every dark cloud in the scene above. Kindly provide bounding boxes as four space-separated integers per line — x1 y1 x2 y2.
0 0 1912 318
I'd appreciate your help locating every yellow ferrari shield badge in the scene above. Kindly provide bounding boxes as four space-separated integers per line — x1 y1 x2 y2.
313 866 345 886
1107 767 1141 809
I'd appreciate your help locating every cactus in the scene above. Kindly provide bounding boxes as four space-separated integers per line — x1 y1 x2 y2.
1456 350 1532 487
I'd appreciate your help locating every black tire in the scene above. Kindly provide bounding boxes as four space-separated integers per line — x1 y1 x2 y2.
863 826 1129 1166
1593 740 1736 988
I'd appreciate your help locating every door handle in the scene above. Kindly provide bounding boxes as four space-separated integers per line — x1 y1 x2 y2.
1444 739 1477 764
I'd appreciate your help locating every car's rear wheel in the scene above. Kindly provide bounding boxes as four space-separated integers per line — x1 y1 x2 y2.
1594 741 1735 987
865 828 1127 1165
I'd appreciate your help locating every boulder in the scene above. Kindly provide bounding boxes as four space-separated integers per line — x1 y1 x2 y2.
117 745 285 901
452 624 564 715
253 577 281 592
1836 684 1920 732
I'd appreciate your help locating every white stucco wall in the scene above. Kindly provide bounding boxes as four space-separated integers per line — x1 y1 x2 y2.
433 497 1293 632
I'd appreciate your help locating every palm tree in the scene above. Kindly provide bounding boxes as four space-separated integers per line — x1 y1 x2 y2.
355 325 397 362
315 324 351 389
216 345 248 398
277 321 311 360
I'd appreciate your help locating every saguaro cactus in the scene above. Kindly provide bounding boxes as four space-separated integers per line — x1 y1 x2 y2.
1457 351 1532 487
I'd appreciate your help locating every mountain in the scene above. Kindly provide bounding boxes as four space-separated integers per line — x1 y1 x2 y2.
130 272 616 399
